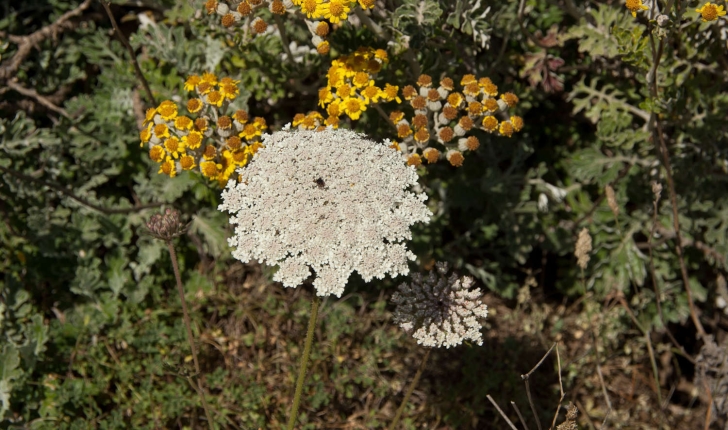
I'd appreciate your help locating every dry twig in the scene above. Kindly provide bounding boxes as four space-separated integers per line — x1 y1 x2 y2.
0 0 93 80
99 0 156 105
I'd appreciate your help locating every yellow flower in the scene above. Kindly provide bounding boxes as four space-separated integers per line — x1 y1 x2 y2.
157 100 178 121
319 87 334 107
201 72 218 85
696 2 726 21
447 92 464 108
352 72 372 88
300 0 323 18
194 118 209 133
183 131 203 150
164 137 184 159
483 97 499 112
200 161 220 179
174 116 193 131
241 123 260 140
293 113 306 127
389 110 404 123
202 145 217 161
232 148 249 166
317 0 350 24
253 117 267 130
482 115 498 132
324 115 339 128
499 121 514 137
397 123 413 138
327 66 345 88
406 153 422 167
180 155 196 171
361 84 382 104
158 157 177 177
220 149 237 182
153 123 170 139
382 84 400 103
327 100 342 117
625 0 648 17
207 91 224 107
187 98 203 114
510 116 524 132
358 0 375 9
336 84 355 98
423 147 440 164
317 41 330 55
139 125 152 145
315 21 330 37
219 77 240 86
413 128 429 144
220 83 239 100
460 74 477 86
342 97 366 120
374 49 388 63
184 75 201 92
227 136 243 150
500 92 519 107
143 107 156 124
233 110 249 124
149 145 165 162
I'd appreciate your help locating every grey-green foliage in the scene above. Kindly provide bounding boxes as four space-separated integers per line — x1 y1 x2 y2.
392 0 443 29
561 3 636 58
444 0 493 49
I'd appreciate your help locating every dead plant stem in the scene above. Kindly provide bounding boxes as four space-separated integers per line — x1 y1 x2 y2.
99 0 156 106
166 241 215 430
647 4 705 338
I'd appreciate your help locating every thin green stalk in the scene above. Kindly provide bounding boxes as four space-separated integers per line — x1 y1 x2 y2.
286 295 321 430
166 241 215 430
388 348 432 430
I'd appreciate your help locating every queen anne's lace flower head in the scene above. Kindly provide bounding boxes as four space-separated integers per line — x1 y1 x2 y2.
219 127 432 297
391 262 488 348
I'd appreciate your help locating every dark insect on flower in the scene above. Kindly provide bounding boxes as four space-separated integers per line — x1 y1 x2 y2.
315 177 326 188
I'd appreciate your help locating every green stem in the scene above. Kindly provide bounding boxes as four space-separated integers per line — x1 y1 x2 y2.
286 295 321 430
166 241 215 430
388 348 432 430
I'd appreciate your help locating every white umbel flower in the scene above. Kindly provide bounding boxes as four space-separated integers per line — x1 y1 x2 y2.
219 127 432 297
391 262 488 348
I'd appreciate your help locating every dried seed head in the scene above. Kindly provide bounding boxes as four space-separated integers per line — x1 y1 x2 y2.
145 208 189 241
651 181 662 201
574 228 592 270
391 262 488 348
605 184 619 217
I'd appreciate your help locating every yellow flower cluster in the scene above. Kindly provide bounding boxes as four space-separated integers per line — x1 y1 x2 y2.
293 0 374 23
203 0 374 42
391 73 524 167
139 73 266 186
294 47 393 130
294 47 523 168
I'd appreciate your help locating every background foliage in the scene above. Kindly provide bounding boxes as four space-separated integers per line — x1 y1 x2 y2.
1 0 726 428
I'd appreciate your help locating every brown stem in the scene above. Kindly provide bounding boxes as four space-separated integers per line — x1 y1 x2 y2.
0 0 93 80
166 241 215 429
99 0 156 106
646 6 705 338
